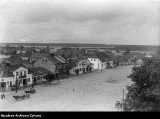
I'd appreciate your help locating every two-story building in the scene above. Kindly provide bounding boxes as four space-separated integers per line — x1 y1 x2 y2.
81 59 94 73
87 52 110 70
34 54 67 79
0 64 33 91
68 58 84 75
30 53 50 62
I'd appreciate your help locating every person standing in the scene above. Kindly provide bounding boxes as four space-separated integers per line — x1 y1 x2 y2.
3 93 5 99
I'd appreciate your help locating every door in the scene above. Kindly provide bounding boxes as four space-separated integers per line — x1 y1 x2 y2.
23 79 28 86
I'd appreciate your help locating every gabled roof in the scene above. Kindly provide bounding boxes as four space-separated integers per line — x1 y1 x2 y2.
29 67 52 76
87 52 110 62
0 64 26 78
45 55 67 64
0 70 14 78
45 56 62 64
54 55 66 63
6 64 26 72
81 59 90 65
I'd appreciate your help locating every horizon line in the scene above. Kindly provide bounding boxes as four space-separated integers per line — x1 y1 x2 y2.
0 42 160 46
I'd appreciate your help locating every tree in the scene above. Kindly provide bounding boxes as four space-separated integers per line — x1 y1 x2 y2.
43 73 55 82
124 57 160 111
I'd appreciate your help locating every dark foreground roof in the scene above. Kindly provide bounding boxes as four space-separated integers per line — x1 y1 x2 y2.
29 67 52 76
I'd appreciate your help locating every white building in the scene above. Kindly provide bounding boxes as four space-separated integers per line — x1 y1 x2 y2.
0 64 33 91
87 52 109 70
88 58 106 70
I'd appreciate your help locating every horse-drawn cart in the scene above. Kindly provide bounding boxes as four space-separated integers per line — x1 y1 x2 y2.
25 88 36 94
13 93 30 101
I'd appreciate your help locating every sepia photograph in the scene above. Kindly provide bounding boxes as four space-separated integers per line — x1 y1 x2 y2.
0 0 160 112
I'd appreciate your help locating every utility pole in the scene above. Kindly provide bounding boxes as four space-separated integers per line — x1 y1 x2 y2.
122 89 125 111
15 75 18 93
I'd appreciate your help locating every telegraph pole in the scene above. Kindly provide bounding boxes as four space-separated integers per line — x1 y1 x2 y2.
15 75 18 93
122 89 125 111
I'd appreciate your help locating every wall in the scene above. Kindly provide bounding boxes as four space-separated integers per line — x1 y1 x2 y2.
34 57 56 73
0 77 14 90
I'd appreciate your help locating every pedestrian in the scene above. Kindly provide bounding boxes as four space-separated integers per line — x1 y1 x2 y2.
3 93 5 99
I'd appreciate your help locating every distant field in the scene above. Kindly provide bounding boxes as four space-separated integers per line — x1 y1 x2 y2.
0 43 160 51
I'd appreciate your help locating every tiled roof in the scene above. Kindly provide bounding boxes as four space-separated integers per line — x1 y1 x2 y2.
29 67 52 76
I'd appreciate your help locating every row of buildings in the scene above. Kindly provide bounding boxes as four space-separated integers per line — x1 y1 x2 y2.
0 48 114 91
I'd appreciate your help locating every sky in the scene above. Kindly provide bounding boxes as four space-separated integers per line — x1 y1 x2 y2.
0 0 159 45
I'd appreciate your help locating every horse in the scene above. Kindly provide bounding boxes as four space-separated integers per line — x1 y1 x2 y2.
13 95 21 101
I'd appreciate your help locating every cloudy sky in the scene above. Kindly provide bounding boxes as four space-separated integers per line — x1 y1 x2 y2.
0 0 159 45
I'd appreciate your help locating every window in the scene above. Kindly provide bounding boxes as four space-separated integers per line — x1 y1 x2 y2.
42 59 44 62
94 59 96 61
91 59 92 61
10 81 12 86
7 81 9 85
45 59 47 63
20 72 22 76
24 71 26 75
1 79 4 81
16 72 19 76
28 78 30 82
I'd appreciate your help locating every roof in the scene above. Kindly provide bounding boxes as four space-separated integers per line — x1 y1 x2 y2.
5 64 26 72
0 64 26 78
81 59 90 65
29 67 52 76
45 55 67 64
3 57 30 64
68 58 81 64
87 52 110 62
0 70 14 78
30 53 49 58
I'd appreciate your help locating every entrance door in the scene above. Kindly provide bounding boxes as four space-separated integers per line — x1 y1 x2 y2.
23 79 28 86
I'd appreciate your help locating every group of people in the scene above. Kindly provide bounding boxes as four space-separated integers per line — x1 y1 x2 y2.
1 93 5 100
